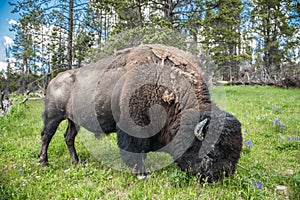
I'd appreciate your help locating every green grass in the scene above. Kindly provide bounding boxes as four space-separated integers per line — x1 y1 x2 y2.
0 86 299 199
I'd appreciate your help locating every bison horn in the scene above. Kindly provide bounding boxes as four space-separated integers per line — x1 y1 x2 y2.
194 118 208 141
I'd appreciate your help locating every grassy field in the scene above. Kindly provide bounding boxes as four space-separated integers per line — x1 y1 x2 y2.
0 86 299 199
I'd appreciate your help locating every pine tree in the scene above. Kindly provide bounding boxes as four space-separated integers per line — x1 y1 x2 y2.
102 0 150 34
73 27 93 68
200 0 246 80
8 0 299 88
251 0 299 79
10 0 89 72
10 1 45 74
84 0 116 52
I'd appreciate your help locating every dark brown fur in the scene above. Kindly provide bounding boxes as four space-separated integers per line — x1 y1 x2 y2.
39 44 242 182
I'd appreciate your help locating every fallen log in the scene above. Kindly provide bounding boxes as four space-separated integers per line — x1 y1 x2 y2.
216 81 278 86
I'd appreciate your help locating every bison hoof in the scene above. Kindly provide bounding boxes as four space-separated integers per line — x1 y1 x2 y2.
39 160 49 167
38 156 49 167
71 159 79 165
136 174 147 181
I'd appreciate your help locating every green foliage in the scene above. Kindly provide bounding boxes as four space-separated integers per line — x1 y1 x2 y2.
10 0 46 74
73 28 93 68
169 167 191 188
0 71 43 93
0 71 6 91
201 0 247 80
0 96 27 133
7 0 299 92
100 27 191 57
276 136 300 151
7 101 27 119
0 86 299 199
250 0 299 74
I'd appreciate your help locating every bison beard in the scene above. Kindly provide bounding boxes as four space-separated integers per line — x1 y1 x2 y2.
39 44 242 183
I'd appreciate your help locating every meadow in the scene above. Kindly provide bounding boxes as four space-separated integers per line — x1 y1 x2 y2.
0 86 299 199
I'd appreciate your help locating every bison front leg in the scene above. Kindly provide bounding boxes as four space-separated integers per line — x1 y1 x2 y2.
39 117 63 166
64 119 79 164
116 126 148 179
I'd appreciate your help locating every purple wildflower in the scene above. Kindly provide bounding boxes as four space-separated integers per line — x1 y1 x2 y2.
287 136 292 143
272 118 285 129
257 181 263 189
244 139 253 148
293 136 300 141
254 180 263 189
278 136 284 142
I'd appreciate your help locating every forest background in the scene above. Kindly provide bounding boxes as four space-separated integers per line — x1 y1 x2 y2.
1 0 299 93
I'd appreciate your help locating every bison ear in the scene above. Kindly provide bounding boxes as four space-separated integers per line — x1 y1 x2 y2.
194 118 208 141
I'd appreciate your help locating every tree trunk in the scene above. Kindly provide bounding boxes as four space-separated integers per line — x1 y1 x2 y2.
0 90 4 111
137 0 143 27
68 0 74 70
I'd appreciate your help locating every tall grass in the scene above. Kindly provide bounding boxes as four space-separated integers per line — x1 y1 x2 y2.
0 86 299 199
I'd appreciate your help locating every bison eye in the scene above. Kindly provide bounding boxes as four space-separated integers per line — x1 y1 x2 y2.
194 118 208 141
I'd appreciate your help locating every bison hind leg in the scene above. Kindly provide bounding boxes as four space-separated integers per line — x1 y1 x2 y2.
116 126 149 176
64 119 80 164
39 116 64 166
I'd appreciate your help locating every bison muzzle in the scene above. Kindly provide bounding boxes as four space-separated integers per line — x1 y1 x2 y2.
39 44 242 182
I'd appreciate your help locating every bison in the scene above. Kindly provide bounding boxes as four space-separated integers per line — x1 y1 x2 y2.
39 44 242 182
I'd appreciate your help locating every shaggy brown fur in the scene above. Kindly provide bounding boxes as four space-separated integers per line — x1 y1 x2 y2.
39 44 242 182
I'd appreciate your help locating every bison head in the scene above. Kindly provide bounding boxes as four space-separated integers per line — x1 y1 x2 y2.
171 108 242 182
